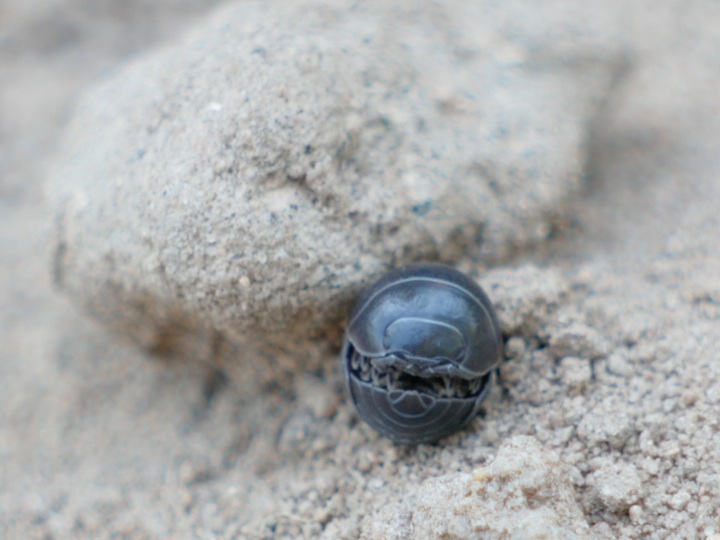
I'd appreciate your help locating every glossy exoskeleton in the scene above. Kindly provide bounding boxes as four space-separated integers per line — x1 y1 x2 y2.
341 263 503 444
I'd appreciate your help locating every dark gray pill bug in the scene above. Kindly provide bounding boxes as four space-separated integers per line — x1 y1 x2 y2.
341 263 503 444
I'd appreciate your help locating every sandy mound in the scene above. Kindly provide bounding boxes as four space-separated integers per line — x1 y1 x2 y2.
2 1 719 538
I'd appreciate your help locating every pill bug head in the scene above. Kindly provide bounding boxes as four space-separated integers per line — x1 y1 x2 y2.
342 263 503 444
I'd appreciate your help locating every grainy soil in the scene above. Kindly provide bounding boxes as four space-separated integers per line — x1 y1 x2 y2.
2 1 720 539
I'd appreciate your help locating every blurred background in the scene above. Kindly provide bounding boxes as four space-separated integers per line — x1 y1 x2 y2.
2 1 720 538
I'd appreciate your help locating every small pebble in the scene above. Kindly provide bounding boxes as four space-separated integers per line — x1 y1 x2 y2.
629 504 643 523
607 352 634 377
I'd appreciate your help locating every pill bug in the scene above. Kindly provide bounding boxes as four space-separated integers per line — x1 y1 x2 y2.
341 263 503 444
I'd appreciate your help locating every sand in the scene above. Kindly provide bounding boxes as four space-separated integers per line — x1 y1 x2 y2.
2 1 720 539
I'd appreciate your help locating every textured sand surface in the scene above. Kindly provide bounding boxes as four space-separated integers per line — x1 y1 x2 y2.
2 1 720 539
46 1 617 351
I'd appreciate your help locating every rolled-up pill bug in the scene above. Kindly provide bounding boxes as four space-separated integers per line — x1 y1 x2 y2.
341 263 503 444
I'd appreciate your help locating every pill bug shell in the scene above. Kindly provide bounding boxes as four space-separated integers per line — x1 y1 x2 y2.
342 263 503 444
